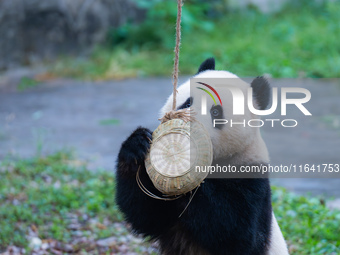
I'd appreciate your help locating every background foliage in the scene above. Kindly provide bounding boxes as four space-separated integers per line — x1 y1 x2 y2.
52 0 340 79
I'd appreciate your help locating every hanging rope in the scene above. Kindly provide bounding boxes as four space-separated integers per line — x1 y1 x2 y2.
159 0 196 124
172 0 183 111
137 0 203 217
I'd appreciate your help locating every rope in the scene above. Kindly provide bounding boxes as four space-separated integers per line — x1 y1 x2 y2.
136 166 183 201
136 166 201 218
178 184 200 218
135 0 203 216
159 108 196 124
172 0 183 111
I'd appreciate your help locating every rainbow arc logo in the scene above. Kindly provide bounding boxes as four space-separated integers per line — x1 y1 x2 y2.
196 82 222 106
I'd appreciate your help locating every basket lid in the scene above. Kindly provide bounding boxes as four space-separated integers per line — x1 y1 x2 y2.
145 119 213 195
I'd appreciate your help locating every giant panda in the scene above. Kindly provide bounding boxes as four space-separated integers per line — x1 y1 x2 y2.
116 58 289 255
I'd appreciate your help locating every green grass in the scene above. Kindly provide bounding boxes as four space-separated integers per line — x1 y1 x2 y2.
272 187 340 254
99 119 120 126
0 152 339 254
50 2 340 80
18 77 40 91
0 152 123 252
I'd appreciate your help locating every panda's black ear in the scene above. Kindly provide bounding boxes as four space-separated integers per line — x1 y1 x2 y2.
251 76 271 110
197 58 215 74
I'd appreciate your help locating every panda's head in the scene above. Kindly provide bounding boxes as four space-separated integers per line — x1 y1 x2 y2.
160 58 271 163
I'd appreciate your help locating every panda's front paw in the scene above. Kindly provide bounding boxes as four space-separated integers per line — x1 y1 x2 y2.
118 127 152 169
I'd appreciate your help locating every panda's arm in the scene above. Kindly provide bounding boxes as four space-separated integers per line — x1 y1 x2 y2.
179 178 272 255
115 127 179 238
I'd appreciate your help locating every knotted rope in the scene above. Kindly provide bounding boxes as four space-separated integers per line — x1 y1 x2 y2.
137 1 201 217
159 109 196 124
172 0 183 111
160 0 195 124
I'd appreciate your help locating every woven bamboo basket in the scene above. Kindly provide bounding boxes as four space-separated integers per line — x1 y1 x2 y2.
145 119 213 196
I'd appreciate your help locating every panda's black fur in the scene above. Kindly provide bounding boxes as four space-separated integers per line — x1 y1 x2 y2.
116 58 274 255
251 76 271 110
197 57 216 74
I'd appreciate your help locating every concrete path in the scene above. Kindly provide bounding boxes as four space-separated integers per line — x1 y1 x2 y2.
1 74 339 196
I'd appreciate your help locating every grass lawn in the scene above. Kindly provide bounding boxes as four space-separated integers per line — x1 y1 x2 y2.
0 152 339 254
49 2 340 80
0 152 156 254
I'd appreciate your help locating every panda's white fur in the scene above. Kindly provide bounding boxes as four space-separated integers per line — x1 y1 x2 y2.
160 69 289 255
269 212 290 255
160 70 268 163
